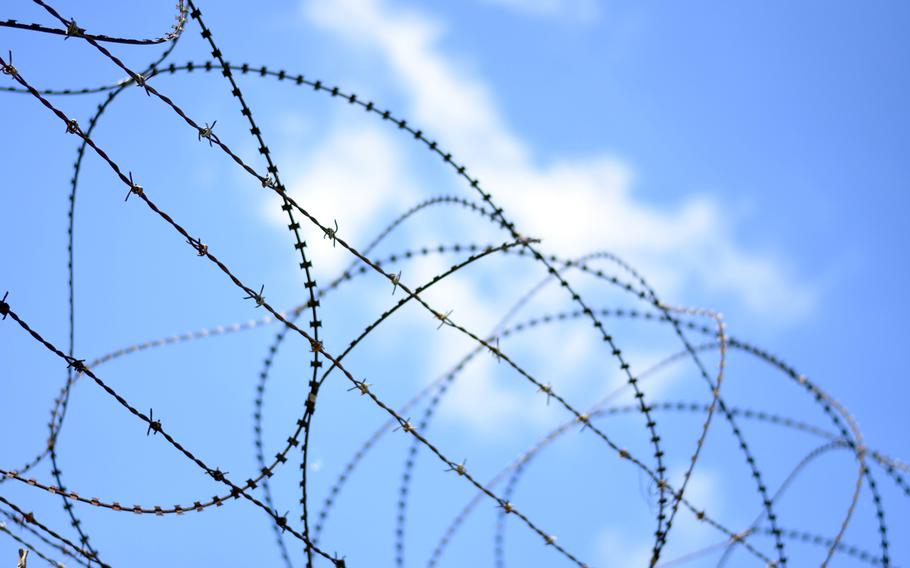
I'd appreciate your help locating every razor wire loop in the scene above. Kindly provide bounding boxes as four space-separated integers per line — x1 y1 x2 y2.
1 47 592 564
0 3 904 566
1 240 902 567
0 51 665 564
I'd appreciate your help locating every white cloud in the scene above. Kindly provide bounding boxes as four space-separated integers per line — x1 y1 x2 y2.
285 0 817 431
593 526 654 568
267 124 419 274
437 355 535 436
304 0 526 170
299 0 815 320
593 467 723 566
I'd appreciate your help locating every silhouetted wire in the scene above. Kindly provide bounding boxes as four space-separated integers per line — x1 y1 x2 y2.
0 2 905 567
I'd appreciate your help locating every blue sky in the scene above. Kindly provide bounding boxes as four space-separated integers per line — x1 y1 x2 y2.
1 1 908 566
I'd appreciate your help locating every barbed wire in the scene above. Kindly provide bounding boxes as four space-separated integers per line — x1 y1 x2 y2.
0 1 906 566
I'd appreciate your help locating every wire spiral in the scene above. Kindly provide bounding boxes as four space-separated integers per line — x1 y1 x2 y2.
0 2 906 567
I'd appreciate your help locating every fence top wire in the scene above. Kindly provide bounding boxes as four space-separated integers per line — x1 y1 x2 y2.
0 1 905 567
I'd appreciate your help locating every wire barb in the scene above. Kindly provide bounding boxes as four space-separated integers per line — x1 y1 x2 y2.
346 380 371 396
64 356 87 376
390 270 402 295
0 9 897 567
198 121 217 146
261 175 278 189
146 408 162 436
491 336 502 363
243 284 265 307
538 383 553 405
323 219 339 247
434 309 453 330
394 419 415 434
124 171 143 201
1 51 16 76
276 511 290 533
577 412 591 431
133 72 152 96
186 236 208 256
64 18 84 40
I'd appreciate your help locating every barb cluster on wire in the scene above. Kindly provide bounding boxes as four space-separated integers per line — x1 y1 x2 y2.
0 2 906 567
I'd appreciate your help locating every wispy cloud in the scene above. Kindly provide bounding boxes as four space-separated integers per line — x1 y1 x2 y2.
594 467 723 566
267 124 419 273
279 0 817 431
298 0 816 321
